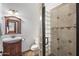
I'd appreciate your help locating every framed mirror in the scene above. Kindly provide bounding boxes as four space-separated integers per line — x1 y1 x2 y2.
9 22 15 32
5 16 21 34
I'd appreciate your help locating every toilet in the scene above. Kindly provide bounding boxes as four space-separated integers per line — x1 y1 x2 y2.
30 39 39 56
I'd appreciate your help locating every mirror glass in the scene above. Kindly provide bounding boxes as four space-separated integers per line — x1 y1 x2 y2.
9 22 15 31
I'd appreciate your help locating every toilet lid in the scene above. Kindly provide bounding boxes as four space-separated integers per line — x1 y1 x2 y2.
31 44 39 50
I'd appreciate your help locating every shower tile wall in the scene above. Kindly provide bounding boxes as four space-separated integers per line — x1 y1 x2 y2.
50 3 76 56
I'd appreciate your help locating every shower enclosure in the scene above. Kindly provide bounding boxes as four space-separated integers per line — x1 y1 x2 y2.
41 3 76 56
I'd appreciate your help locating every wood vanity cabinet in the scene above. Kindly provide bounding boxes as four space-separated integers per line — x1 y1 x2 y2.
3 40 22 56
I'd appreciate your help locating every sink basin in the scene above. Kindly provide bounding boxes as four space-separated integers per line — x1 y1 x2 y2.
2 37 22 43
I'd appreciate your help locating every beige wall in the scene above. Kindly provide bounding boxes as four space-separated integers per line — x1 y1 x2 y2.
50 3 76 56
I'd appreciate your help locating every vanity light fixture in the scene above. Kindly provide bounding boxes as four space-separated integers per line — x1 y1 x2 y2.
8 9 18 15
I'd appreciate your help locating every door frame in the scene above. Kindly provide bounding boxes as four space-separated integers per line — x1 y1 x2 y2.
76 3 79 56
42 3 46 56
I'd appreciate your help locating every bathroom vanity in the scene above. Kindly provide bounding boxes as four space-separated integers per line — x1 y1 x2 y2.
4 16 21 34
3 39 22 56
2 16 22 56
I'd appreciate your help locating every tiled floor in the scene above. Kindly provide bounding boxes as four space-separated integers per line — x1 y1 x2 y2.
22 50 33 56
22 50 39 56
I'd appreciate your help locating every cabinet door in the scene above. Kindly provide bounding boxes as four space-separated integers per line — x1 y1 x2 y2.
3 43 11 56
15 41 22 56
10 43 16 56
3 40 22 56
10 41 22 56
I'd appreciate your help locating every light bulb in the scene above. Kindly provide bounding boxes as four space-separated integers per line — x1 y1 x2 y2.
8 9 14 15
15 12 19 15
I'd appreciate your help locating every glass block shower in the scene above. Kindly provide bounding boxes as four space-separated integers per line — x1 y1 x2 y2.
39 3 76 56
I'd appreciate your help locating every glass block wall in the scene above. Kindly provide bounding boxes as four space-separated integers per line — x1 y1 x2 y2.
39 7 51 56
45 10 51 55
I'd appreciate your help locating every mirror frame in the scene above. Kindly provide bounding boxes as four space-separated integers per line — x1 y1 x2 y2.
5 16 21 34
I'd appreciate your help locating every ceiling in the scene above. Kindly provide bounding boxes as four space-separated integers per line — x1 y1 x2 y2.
45 3 62 11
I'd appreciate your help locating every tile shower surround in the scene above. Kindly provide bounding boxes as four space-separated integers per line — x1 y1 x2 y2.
50 3 76 56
